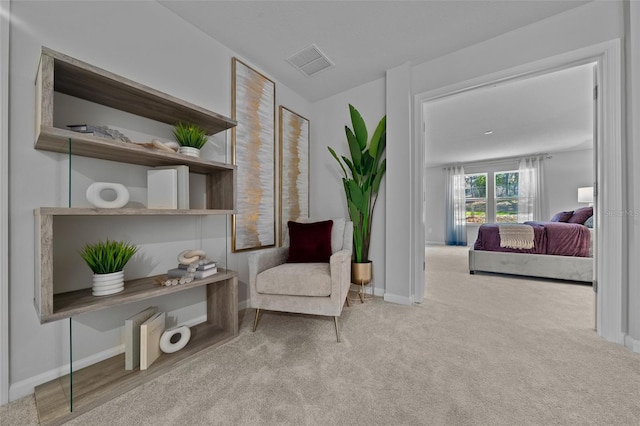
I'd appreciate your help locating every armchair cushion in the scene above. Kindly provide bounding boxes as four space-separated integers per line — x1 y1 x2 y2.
256 263 331 297
286 220 333 263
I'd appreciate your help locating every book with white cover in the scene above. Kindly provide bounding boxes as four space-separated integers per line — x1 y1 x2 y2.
140 311 166 370
167 267 218 279
155 165 189 209
178 261 216 271
124 306 158 370
147 169 177 209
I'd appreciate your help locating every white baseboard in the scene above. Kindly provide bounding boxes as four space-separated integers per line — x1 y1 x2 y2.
624 334 640 353
8 312 221 402
239 299 250 311
383 293 413 305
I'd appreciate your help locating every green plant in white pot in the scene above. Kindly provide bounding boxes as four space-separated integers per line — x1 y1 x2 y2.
328 104 386 294
173 122 209 157
79 239 138 296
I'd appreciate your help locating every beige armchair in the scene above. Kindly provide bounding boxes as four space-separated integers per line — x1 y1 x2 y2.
248 218 353 342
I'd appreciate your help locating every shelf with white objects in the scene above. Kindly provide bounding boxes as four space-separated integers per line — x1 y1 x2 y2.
31 47 240 425
35 47 237 212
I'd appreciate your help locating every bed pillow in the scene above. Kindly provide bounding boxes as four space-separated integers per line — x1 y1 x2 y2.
550 211 573 222
584 215 594 228
568 206 593 224
286 220 333 263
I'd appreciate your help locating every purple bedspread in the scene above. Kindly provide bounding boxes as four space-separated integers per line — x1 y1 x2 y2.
473 221 590 257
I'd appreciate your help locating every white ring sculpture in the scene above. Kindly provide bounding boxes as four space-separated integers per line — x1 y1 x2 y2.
86 182 130 209
177 249 206 265
160 325 191 353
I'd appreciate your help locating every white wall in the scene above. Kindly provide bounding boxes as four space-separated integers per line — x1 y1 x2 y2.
546 149 594 214
625 0 640 351
424 166 446 245
0 0 9 406
385 63 413 304
8 1 310 400
310 78 386 295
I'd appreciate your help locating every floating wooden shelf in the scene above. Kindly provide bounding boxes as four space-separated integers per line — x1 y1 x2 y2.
37 47 236 135
35 126 236 175
37 269 236 324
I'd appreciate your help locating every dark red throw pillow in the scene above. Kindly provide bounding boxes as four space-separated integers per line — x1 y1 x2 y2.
550 211 574 222
287 220 333 263
568 206 593 224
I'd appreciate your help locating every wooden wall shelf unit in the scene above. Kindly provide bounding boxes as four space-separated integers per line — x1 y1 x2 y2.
31 47 240 425
34 272 238 426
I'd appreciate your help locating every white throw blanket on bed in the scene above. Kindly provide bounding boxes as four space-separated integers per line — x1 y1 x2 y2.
498 224 534 249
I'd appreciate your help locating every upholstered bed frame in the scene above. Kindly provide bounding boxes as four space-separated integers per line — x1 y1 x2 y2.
468 248 593 283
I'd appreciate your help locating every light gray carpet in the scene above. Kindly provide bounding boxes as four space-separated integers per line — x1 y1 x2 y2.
2 245 639 425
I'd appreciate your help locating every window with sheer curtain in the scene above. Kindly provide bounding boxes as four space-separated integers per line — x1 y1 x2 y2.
462 157 545 223
445 165 467 245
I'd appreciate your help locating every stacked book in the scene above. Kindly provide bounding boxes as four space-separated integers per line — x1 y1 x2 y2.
167 261 217 280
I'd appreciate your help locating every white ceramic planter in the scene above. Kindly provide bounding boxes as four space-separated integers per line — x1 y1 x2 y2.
178 146 201 158
92 270 124 296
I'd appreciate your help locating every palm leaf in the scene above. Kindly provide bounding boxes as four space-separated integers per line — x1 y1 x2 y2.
369 116 386 158
345 126 361 170
328 147 347 178
349 104 368 150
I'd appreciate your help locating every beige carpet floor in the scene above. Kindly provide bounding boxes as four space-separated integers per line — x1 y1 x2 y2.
2 245 639 425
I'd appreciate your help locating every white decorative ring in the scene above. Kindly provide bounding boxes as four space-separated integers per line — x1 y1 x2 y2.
177 249 206 265
86 182 130 209
160 325 191 354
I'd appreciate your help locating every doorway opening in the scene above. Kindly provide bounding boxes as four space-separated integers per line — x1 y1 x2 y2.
413 41 625 343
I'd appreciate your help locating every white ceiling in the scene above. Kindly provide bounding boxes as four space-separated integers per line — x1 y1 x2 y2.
424 63 594 167
160 1 594 165
161 0 590 102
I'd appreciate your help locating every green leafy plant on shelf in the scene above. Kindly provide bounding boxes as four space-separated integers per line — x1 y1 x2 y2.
328 104 386 263
79 239 139 274
172 122 209 149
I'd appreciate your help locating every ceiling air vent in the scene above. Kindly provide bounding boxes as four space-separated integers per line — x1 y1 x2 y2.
287 44 334 77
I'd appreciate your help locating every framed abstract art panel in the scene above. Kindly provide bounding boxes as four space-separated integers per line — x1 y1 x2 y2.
279 106 309 246
231 58 276 252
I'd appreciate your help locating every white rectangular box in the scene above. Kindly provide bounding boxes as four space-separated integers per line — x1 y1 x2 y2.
155 165 190 209
147 169 178 209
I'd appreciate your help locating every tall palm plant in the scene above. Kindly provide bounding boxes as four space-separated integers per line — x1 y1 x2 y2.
328 104 386 263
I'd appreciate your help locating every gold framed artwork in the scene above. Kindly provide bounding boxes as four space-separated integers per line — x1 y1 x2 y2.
279 106 310 246
231 58 276 252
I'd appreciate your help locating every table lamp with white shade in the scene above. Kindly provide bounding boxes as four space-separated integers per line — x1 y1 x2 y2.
578 186 594 206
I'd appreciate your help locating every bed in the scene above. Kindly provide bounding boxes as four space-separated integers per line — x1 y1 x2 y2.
468 207 594 283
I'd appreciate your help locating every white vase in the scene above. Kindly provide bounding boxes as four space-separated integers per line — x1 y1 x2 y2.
92 271 124 296
178 146 200 158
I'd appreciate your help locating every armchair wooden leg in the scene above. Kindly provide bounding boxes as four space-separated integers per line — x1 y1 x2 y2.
345 294 351 307
334 316 341 343
252 308 261 332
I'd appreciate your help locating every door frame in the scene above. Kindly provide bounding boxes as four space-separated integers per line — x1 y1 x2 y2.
0 0 10 405
412 39 624 344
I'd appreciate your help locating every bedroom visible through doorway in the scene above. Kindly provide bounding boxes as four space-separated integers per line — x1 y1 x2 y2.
422 62 597 330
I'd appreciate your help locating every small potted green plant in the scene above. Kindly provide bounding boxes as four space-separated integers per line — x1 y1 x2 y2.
79 239 138 296
173 122 209 157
